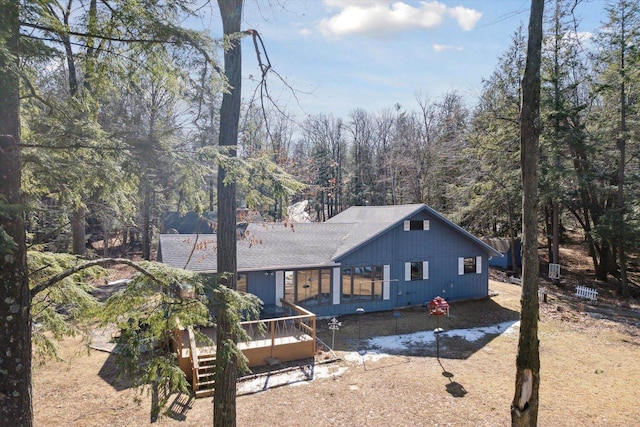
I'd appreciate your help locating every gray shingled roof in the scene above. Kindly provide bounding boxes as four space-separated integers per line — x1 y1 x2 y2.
327 204 424 258
158 204 500 273
159 223 355 272
480 237 519 253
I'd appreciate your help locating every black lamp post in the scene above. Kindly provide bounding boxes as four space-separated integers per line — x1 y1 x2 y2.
356 307 365 339
393 311 401 334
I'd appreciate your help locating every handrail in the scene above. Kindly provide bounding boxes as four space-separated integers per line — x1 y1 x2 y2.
240 313 311 327
281 299 316 317
187 326 199 392
180 300 317 380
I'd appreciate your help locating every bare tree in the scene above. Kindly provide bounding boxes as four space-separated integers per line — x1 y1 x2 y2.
511 0 544 425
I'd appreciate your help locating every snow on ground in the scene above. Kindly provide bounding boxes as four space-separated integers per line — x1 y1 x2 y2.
367 320 520 353
238 364 348 395
237 320 519 395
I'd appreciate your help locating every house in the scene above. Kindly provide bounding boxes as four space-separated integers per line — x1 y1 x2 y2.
480 237 521 270
159 204 502 318
161 209 263 234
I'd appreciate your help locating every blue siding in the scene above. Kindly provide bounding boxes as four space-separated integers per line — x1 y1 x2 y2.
237 211 492 319
488 241 521 269
245 271 275 306
306 212 490 318
489 253 511 269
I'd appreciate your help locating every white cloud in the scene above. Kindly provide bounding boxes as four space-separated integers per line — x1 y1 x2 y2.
319 1 482 37
433 43 463 52
542 30 593 52
576 31 593 44
447 5 482 31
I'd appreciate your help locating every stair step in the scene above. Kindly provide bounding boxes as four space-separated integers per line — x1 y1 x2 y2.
197 372 215 380
195 388 214 398
198 356 216 363
198 379 216 387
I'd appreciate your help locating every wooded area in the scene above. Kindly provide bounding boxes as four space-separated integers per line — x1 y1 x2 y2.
1 0 639 426
6 0 639 289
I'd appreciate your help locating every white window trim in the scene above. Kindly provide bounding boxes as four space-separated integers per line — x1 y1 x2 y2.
383 265 390 300
404 219 430 231
332 267 341 305
405 261 428 281
458 257 464 275
275 271 284 306
476 256 482 274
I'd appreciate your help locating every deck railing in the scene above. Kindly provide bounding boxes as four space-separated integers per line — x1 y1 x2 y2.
177 299 317 380
240 299 316 355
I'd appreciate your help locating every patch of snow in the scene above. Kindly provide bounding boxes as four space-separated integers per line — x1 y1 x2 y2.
368 320 519 353
236 320 520 394
237 364 348 394
342 350 391 363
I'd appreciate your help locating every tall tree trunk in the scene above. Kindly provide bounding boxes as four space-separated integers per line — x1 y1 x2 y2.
550 0 561 285
615 8 629 298
142 184 152 261
71 207 86 255
507 199 520 276
0 0 33 425
511 1 544 425
214 1 242 426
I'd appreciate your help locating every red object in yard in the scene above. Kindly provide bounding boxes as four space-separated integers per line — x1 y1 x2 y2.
428 296 449 317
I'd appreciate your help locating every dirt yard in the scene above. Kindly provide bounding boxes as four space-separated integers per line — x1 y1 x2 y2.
32 277 640 426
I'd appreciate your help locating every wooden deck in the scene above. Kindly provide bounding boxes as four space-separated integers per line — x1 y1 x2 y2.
175 299 316 397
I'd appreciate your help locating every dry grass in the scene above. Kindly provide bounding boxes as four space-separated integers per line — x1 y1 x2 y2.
33 278 640 427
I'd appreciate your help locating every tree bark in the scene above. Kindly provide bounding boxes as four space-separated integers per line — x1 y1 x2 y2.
511 1 544 426
615 5 629 298
142 183 152 261
71 207 87 255
214 1 242 426
0 0 33 424
550 0 561 285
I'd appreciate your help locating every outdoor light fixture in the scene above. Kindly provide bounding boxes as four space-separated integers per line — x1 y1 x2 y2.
303 283 310 303
428 297 449 359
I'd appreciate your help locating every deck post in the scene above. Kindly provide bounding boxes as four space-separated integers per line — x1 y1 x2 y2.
270 319 276 357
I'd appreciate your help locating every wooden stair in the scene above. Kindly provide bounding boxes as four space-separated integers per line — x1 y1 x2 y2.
193 353 216 398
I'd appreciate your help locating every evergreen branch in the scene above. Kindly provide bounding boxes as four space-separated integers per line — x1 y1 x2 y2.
20 22 222 74
21 21 184 45
31 258 163 297
20 143 132 150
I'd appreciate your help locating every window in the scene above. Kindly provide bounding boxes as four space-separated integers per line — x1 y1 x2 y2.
464 257 476 274
342 265 384 301
404 220 430 231
459 256 482 275
410 262 423 280
405 261 429 281
285 269 332 306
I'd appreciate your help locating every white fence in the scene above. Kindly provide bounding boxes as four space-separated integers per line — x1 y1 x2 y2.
575 285 598 301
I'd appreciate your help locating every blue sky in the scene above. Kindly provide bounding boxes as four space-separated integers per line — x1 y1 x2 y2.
211 0 606 120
